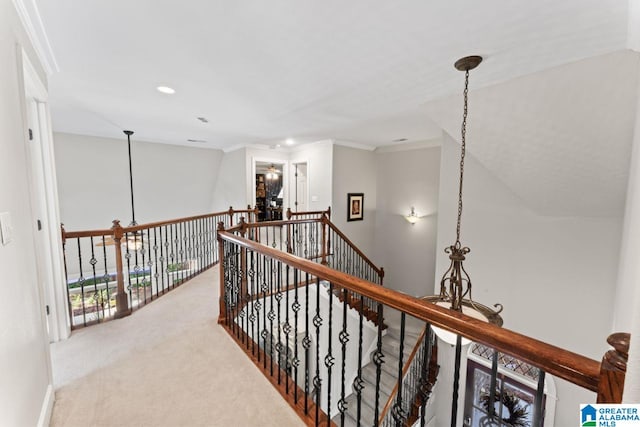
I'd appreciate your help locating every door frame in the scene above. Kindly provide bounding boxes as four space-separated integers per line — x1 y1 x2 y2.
21 49 70 342
290 160 309 213
251 157 289 211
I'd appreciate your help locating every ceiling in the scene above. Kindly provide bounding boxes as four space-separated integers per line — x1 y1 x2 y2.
36 0 629 150
30 0 639 216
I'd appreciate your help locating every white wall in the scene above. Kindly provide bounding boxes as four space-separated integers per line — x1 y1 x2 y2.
211 147 249 211
332 145 377 259
0 2 54 425
54 132 223 229
374 144 441 296
291 140 334 211
434 134 622 426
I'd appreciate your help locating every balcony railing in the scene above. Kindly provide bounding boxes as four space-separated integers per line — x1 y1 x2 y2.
61 207 257 328
217 220 630 427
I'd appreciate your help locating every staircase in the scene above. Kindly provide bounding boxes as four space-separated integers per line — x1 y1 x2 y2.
332 313 428 427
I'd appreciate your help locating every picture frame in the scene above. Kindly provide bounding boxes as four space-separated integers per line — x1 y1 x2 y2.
347 193 364 221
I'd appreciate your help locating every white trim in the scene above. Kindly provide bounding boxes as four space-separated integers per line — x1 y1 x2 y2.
11 0 59 75
333 139 377 151
375 137 442 153
36 384 54 427
21 48 70 342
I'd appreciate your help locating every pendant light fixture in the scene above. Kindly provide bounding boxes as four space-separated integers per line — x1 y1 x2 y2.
422 56 503 345
266 164 279 180
124 130 143 251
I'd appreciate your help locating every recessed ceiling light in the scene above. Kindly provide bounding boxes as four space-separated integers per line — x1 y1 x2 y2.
156 86 175 94
276 144 281 148
285 138 295 145
197 117 209 123
187 139 207 143
392 138 408 143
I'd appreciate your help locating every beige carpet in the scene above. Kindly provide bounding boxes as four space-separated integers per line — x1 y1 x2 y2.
50 266 304 427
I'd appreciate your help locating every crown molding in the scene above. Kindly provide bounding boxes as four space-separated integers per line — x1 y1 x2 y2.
375 137 442 153
333 139 376 151
11 0 59 76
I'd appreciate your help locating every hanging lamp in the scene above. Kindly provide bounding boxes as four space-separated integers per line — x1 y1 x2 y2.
422 56 503 345
123 130 143 251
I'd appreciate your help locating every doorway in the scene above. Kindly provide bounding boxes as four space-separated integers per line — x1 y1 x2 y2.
254 161 285 221
291 162 308 213
22 50 69 342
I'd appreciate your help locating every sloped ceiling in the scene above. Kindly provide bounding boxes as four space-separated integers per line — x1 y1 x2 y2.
35 0 629 150
31 1 640 216
424 50 640 217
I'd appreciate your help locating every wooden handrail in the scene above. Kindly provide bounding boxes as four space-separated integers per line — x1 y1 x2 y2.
62 208 258 237
323 218 384 278
217 230 600 392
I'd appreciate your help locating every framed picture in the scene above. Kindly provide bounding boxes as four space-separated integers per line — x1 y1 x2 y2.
347 193 364 221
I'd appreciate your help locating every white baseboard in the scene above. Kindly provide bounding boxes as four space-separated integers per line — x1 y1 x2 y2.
37 384 54 427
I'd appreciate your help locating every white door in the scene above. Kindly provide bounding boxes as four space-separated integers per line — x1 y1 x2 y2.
22 51 69 342
292 163 308 212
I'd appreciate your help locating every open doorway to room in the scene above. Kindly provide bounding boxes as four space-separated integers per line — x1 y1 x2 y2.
290 162 308 213
254 161 285 221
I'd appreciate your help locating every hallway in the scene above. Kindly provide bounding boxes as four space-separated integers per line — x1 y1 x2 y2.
49 266 303 426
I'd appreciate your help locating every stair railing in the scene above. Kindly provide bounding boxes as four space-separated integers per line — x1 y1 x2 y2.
379 327 438 427
217 226 629 427
61 206 257 328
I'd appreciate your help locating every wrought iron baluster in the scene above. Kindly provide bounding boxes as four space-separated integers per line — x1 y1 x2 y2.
392 313 407 427
269 258 275 377
88 236 99 320
140 227 147 304
304 272 311 415
101 235 111 320
153 227 160 300
532 369 546 427
124 234 133 310
178 222 184 285
326 282 334 422
293 267 300 404
339 288 349 426
451 335 463 427
159 226 167 295
373 303 385 423
314 273 322 426
261 253 268 369
356 295 364 427
249 250 256 356
276 261 283 384
419 325 434 427
285 264 291 395
168 224 175 290
76 238 87 326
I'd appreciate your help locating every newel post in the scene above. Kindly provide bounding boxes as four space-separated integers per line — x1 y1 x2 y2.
228 206 235 227
597 332 630 403
239 218 248 305
286 207 292 220
112 220 132 319
217 221 227 325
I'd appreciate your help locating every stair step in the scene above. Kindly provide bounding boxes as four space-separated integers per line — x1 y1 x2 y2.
361 364 396 397
382 334 417 361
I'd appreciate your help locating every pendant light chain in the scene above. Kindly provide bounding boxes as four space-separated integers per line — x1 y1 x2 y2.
455 69 470 246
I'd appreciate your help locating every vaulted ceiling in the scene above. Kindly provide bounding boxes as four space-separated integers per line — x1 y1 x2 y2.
33 0 638 216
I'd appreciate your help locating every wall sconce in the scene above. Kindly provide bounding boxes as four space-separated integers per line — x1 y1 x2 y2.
405 207 419 225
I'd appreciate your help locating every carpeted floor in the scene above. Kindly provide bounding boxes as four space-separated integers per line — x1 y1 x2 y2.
50 266 304 427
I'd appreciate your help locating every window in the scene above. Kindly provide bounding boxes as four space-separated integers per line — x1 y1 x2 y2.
463 344 554 427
